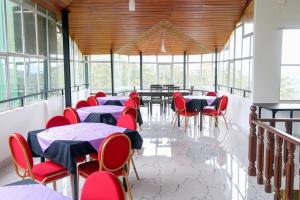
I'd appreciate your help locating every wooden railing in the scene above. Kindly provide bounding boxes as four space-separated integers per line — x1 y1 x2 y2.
248 105 300 200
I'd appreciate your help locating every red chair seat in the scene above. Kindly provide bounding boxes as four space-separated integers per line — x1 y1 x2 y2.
76 156 86 163
31 161 68 183
78 161 123 178
89 153 98 160
178 111 199 116
202 110 222 116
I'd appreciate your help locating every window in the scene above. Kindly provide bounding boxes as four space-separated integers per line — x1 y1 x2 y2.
37 15 47 56
143 63 157 89
0 0 5 52
9 57 25 107
23 7 36 54
25 58 39 103
6 1 23 53
89 57 112 93
0 58 6 101
48 19 57 58
280 29 300 100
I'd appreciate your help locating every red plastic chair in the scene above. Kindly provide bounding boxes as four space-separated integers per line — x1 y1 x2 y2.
206 91 217 97
203 95 229 129
87 96 99 106
63 107 80 124
78 133 132 200
81 171 126 200
172 92 182 97
124 100 137 109
129 91 139 98
8 133 69 190
122 107 137 123
173 95 199 131
46 116 70 129
95 91 106 98
76 100 90 109
117 114 137 131
170 92 183 126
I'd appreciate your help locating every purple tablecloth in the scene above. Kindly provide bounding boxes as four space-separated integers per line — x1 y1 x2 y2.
0 184 70 200
37 123 126 152
184 95 217 106
77 105 125 122
97 96 129 105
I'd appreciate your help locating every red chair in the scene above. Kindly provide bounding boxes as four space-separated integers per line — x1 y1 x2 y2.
8 133 69 190
46 116 70 129
117 114 137 131
95 91 106 98
76 100 90 109
173 95 199 132
206 91 217 97
130 96 140 108
87 96 99 106
129 91 139 98
78 133 132 200
122 107 137 124
81 171 126 200
64 107 80 124
170 92 183 125
124 100 137 109
203 95 229 129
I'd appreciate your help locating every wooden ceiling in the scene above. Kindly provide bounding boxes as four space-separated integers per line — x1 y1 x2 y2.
34 0 253 55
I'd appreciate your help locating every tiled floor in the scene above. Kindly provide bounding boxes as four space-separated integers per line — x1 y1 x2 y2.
0 106 274 200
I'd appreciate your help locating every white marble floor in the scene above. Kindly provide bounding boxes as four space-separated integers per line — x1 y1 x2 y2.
0 106 274 200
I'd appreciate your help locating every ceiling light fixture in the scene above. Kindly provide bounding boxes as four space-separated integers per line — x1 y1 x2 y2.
129 0 135 11
160 29 166 53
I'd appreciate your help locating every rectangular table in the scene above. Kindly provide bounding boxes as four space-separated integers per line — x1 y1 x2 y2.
27 123 143 200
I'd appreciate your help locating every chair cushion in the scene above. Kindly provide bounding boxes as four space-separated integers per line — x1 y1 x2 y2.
89 153 98 160
203 110 222 116
31 161 68 183
76 156 86 163
78 161 123 178
178 111 199 116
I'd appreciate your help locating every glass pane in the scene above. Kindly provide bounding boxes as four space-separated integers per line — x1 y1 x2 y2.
235 26 242 58
173 55 183 63
25 58 39 103
143 63 157 89
173 64 183 88
234 60 242 89
0 0 5 52
38 59 45 92
202 54 212 62
57 25 63 59
280 65 300 100
282 30 300 64
242 36 251 58
128 55 139 63
188 55 201 62
157 55 172 63
90 62 111 93
0 58 6 101
9 57 25 108
50 60 64 90
143 56 156 63
22 0 34 8
37 15 47 55
23 8 36 54
229 34 235 60
48 19 57 58
187 63 201 88
241 59 250 90
6 1 23 53
244 22 253 35
201 62 214 91
114 62 140 92
158 64 171 85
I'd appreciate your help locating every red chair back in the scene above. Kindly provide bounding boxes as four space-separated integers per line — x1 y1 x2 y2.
129 96 140 108
46 116 70 129
122 107 137 122
124 100 137 109
64 107 80 124
172 92 182 97
129 91 139 98
98 133 131 172
217 96 228 113
117 114 137 130
81 171 126 200
87 96 99 106
95 92 106 98
174 95 186 112
76 100 90 109
206 91 217 97
8 133 33 173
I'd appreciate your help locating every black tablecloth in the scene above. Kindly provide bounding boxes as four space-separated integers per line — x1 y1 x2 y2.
83 109 143 125
102 99 145 107
171 97 220 112
27 129 143 173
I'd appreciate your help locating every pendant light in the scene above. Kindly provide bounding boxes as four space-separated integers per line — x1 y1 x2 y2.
129 0 135 11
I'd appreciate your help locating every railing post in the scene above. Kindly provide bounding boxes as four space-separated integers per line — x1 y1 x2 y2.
283 121 292 175
265 129 272 193
285 142 295 200
248 105 257 176
274 135 283 200
257 126 265 184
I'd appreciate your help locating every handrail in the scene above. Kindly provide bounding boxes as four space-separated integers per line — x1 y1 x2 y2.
217 84 251 97
248 105 300 199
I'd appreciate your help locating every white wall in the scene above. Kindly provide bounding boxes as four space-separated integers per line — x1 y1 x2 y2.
253 0 300 103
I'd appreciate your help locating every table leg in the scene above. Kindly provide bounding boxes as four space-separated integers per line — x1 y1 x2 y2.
177 113 180 127
200 112 203 131
123 177 128 192
290 111 294 133
40 157 45 163
70 169 79 200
